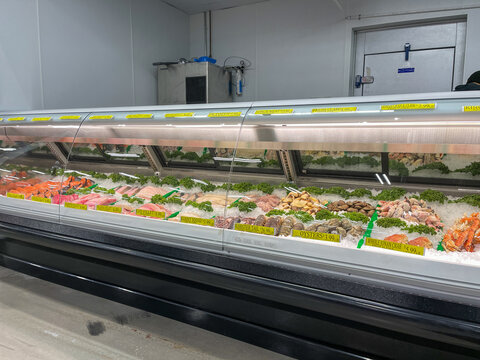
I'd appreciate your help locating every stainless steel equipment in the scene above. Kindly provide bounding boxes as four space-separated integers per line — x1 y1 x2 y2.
156 62 232 104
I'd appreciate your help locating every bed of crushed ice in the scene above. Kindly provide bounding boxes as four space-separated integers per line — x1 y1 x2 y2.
62 176 480 266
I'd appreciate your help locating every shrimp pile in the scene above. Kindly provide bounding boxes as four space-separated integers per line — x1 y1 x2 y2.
442 213 480 252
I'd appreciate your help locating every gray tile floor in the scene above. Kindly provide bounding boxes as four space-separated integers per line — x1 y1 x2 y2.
0 267 293 360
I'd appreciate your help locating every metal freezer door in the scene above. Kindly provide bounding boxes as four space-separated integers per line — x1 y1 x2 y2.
362 48 455 96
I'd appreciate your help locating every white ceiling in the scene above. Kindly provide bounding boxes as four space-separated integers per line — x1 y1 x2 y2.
163 0 269 14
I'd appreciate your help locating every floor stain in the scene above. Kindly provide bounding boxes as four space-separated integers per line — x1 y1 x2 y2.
86 321 106 336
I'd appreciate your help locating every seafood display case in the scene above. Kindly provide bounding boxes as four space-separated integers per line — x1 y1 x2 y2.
1 93 480 360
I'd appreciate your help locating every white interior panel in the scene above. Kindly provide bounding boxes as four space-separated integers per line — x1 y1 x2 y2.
0 0 43 111
38 0 134 109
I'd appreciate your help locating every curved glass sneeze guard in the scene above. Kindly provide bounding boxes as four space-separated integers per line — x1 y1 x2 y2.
2 95 480 282
0 112 84 222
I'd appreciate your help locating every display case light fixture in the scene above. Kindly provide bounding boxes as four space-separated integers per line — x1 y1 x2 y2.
382 174 391 185
375 173 384 185
106 152 140 158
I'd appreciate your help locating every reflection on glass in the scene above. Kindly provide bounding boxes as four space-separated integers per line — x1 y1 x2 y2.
301 151 382 172
390 152 480 180
0 141 64 200
70 143 147 163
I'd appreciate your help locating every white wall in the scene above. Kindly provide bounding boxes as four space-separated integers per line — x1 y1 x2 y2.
190 0 480 101
0 0 189 111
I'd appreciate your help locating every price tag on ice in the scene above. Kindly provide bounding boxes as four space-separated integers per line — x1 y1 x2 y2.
181 216 214 227
312 107 357 113
7 193 24 200
292 229 340 243
381 103 436 111
365 237 425 256
464 106 480 112
64 202 87 211
31 196 52 204
255 109 294 115
96 205 122 213
136 209 165 219
235 223 275 235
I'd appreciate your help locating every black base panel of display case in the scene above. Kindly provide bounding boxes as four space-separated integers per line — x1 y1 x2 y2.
0 217 480 360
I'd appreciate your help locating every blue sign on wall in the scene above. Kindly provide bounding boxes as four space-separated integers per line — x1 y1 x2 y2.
398 67 415 73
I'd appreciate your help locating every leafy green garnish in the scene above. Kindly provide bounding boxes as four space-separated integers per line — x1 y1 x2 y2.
315 209 342 221
342 212 369 224
256 183 274 194
349 188 372 198
376 217 407 228
402 224 436 235
179 177 195 189
372 187 406 201
231 182 255 193
324 186 350 198
413 162 450 174
127 197 144 204
301 155 313 166
265 209 286 217
151 194 182 205
287 210 314 223
451 194 480 207
419 189 448 204
200 181 216 193
229 201 257 212
455 162 480 176
185 200 214 212
160 176 180 187
389 160 409 177
93 186 115 194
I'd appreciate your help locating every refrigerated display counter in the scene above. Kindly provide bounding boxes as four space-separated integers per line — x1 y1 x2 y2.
1 92 480 359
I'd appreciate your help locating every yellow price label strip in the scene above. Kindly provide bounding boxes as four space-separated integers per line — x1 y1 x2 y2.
90 115 114 120
234 223 275 235
96 205 122 213
312 107 357 113
255 109 294 115
7 193 25 200
208 112 242 117
292 229 340 242
8 117 25 121
165 112 194 118
32 117 52 121
60 115 81 120
64 202 87 211
136 209 165 219
0 118 3 122
126 114 153 119
31 196 52 204
365 237 425 256
464 105 480 112
381 103 436 111
181 216 214 227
